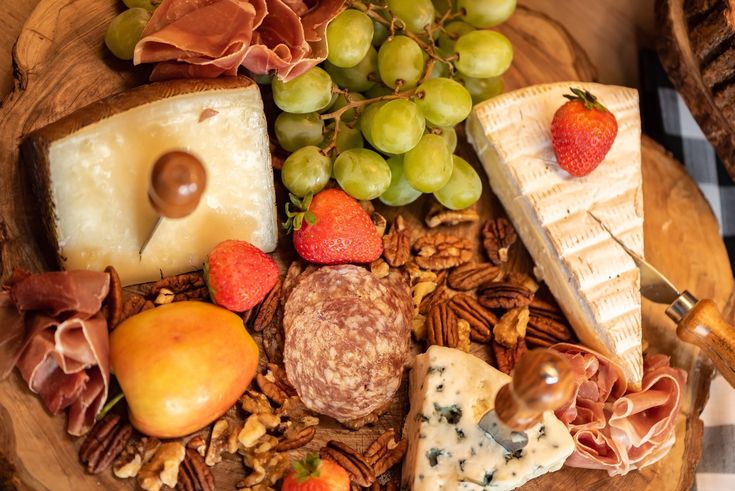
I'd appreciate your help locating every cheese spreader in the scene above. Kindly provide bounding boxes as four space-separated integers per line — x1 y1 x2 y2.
606 232 735 388
478 349 576 452
139 150 207 256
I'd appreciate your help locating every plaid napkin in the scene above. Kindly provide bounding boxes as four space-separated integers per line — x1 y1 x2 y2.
640 49 735 491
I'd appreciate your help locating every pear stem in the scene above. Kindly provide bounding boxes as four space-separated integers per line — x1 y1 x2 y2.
97 392 125 420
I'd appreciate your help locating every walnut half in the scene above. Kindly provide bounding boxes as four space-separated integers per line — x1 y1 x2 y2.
137 442 185 491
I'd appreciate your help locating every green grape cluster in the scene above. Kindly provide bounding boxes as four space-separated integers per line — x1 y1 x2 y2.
273 0 516 210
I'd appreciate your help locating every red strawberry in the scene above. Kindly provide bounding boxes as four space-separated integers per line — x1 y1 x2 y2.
281 454 350 491
286 189 383 264
204 240 279 312
550 87 618 177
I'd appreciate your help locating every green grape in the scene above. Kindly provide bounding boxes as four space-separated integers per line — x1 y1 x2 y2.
432 0 452 15
415 78 472 127
105 8 151 61
123 0 157 11
325 47 378 92
387 0 435 34
437 21 474 57
333 149 392 200
454 30 513 79
372 19 389 46
370 99 426 154
461 75 504 104
328 92 366 122
365 84 393 99
323 122 365 153
429 61 450 79
326 10 374 68
403 134 453 192
434 155 482 209
458 0 516 28
431 126 457 153
274 112 325 152
379 155 423 206
272 67 334 113
359 101 386 147
378 36 424 89
281 146 332 197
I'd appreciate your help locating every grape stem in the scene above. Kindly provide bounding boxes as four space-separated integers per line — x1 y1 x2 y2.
319 92 408 122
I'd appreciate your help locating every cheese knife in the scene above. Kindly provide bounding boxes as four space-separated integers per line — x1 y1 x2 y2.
607 234 735 388
139 150 207 256
478 349 575 453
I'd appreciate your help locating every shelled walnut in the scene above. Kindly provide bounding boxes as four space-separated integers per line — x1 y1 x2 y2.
413 233 472 270
137 442 185 491
114 437 161 479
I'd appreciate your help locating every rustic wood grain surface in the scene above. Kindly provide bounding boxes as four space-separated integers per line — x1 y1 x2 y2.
0 1 731 491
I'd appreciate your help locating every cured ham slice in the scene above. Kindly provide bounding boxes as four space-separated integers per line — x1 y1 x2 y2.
134 0 344 81
552 343 686 476
0 270 111 436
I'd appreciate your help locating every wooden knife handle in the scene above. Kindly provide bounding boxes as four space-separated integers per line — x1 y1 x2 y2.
494 349 576 430
674 296 735 387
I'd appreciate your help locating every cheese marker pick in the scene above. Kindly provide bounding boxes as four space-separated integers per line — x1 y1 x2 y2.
139 151 207 257
478 349 575 453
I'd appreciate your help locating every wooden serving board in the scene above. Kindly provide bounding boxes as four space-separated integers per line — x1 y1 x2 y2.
0 2 732 491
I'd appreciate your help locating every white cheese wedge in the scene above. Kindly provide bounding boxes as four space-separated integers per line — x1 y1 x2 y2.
466 82 644 388
403 346 574 491
24 78 277 286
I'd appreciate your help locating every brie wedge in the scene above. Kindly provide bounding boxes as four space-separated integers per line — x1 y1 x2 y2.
402 346 574 490
23 78 277 286
466 82 644 388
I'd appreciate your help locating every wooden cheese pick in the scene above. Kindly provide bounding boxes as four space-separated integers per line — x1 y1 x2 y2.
139 151 207 256
478 349 575 452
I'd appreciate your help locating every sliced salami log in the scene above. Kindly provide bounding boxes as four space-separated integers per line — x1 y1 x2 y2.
283 265 411 421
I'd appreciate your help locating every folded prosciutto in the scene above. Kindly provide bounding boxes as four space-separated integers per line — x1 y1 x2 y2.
551 343 687 476
0 269 111 436
134 0 345 82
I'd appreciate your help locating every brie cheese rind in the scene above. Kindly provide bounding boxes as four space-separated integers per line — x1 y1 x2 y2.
467 82 644 388
23 78 277 286
402 346 574 490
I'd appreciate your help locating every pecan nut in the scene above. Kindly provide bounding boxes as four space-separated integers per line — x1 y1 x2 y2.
339 400 391 430
262 317 285 364
526 314 574 347
383 215 411 267
426 302 458 348
177 448 215 491
275 425 316 451
120 294 153 323
448 294 496 343
482 218 517 265
252 279 283 332
363 429 408 477
492 338 528 374
104 265 123 328
447 262 501 291
257 373 287 406
373 438 407 477
79 414 133 474
413 233 473 270
363 429 398 466
418 285 449 316
151 273 208 302
478 283 534 309
493 307 529 348
425 202 480 228
320 441 375 487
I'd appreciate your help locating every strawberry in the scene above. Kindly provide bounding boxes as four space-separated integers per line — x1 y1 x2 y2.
285 189 383 265
204 240 279 312
550 87 619 177
281 454 350 491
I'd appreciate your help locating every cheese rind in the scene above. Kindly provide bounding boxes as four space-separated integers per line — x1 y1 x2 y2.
44 83 276 286
466 82 644 388
402 346 574 491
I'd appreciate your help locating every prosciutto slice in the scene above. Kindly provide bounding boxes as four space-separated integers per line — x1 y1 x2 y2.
552 343 687 476
134 0 344 81
0 270 111 436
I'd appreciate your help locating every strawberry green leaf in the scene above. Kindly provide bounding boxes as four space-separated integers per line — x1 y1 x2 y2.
563 87 608 112
292 453 321 483
304 211 317 226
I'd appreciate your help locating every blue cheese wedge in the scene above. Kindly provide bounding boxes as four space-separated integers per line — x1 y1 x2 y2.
402 346 574 490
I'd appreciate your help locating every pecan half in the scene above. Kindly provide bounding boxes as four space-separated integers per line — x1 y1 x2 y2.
364 429 398 466
373 438 407 477
320 441 375 487
447 262 501 291
104 265 123 328
418 285 449 316
120 294 151 323
79 414 133 474
177 448 215 491
482 218 517 265
426 302 458 348
493 338 528 374
478 283 534 309
363 429 408 477
526 314 574 347
413 233 472 270
529 297 566 321
425 202 480 228
505 272 539 293
262 318 285 364
257 374 287 406
493 307 529 348
339 400 391 430
275 425 316 451
383 215 411 267
252 279 282 332
448 294 496 343
151 273 208 302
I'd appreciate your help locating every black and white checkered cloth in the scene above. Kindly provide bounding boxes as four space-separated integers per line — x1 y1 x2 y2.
640 49 735 491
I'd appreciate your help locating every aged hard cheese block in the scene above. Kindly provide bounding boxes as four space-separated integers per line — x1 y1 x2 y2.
22 78 277 286
403 346 574 491
466 82 644 388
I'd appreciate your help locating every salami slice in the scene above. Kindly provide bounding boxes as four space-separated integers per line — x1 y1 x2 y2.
283 265 412 421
